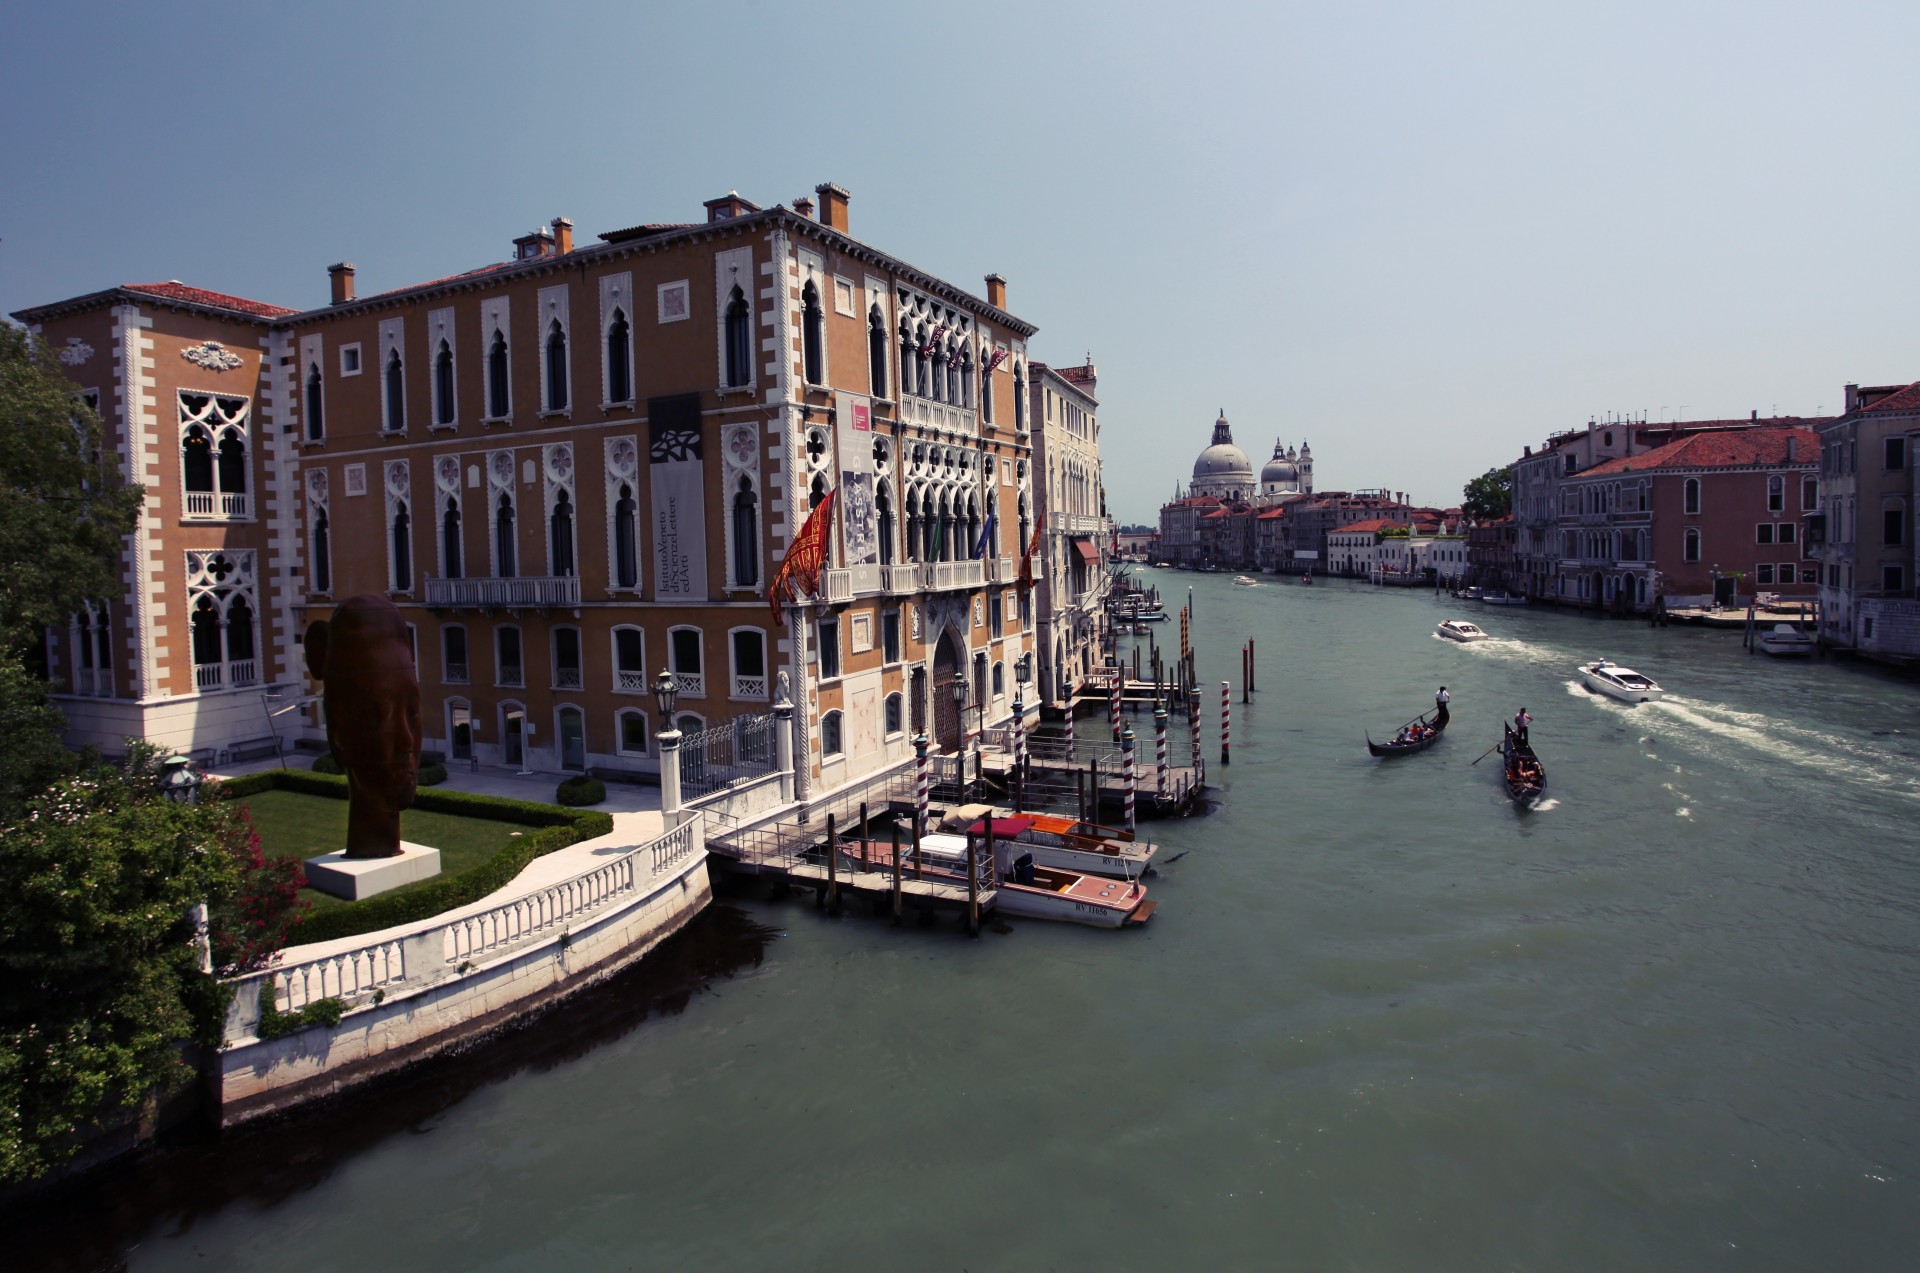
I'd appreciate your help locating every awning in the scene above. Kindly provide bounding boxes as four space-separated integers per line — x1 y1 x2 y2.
1072 537 1101 564
968 815 1037 838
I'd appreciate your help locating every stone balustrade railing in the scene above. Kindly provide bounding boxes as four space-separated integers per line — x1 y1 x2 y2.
223 815 704 1042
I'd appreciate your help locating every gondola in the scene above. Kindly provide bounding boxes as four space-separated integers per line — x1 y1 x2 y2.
1500 725 1545 804
1366 709 1448 757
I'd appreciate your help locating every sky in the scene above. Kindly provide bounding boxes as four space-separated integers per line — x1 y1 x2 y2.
4 0 1916 521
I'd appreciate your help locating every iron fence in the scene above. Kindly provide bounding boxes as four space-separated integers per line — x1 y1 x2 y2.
680 711 778 800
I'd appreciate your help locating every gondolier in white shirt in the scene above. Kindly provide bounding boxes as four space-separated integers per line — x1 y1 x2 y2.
1434 686 1450 724
1513 706 1532 744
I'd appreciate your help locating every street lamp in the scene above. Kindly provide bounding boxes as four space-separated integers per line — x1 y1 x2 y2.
159 754 202 805
653 669 683 814
951 677 969 744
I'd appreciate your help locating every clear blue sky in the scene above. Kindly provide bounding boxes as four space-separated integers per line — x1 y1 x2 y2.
4 1 1915 520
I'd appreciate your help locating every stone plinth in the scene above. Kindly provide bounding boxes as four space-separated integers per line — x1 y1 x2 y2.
304 842 442 900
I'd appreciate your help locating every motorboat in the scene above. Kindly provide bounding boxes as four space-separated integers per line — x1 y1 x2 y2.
1152 561 1173 568
1454 586 1484 601
1436 619 1488 642
1578 659 1665 703
944 811 1156 880
1233 575 1258 586
1758 624 1816 657
1481 591 1528 606
849 829 1153 927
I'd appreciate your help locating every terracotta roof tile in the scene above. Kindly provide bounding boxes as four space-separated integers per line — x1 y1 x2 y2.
1861 380 1920 414
1331 518 1406 535
124 281 296 319
1581 426 1822 476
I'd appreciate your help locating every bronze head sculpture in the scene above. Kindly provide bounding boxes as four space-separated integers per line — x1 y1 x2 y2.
305 594 423 859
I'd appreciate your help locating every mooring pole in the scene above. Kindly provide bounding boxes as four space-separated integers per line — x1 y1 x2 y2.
1122 724 1138 834
969 822 985 937
1189 686 1203 783
1249 637 1256 692
1242 645 1250 704
1012 689 1026 813
1221 680 1231 766
825 811 840 912
1089 757 1100 821
1154 701 1169 798
890 820 903 923
913 732 930 840
859 800 870 871
1110 678 1121 741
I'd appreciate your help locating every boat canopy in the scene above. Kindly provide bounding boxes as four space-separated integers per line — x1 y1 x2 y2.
967 815 1038 837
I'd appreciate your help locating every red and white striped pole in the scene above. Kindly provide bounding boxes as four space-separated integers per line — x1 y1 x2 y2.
1189 687 1203 783
1220 680 1231 766
1154 702 1169 797
914 732 930 837
1110 675 1122 741
1121 724 1137 834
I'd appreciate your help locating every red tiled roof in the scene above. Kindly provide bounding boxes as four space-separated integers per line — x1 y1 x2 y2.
1580 426 1822 476
366 260 522 300
1056 364 1096 385
1331 518 1406 535
124 281 296 319
1861 380 1920 414
597 223 698 245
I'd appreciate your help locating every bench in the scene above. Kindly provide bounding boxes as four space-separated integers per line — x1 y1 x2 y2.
219 737 283 766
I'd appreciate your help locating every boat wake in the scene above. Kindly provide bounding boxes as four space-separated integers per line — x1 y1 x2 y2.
1643 695 1920 797
1532 797 1560 812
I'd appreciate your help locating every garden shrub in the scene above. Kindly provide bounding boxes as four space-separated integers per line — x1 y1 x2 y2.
311 753 342 774
418 761 448 787
556 776 606 806
256 984 346 1040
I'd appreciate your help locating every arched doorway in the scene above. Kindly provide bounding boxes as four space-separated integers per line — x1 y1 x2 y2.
932 627 963 753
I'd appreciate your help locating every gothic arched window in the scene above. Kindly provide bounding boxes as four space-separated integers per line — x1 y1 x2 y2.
613 482 638 588
312 509 331 593
606 308 631 403
305 364 324 440
550 490 576 577
801 282 825 385
391 502 412 591
487 329 510 417
442 496 462 579
434 339 455 425
385 348 406 432
732 476 759 587
545 319 568 411
869 305 888 397
216 429 248 494
724 287 751 387
495 492 517 577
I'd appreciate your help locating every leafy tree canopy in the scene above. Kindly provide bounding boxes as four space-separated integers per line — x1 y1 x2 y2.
1462 466 1514 521
0 323 144 654
0 746 305 1183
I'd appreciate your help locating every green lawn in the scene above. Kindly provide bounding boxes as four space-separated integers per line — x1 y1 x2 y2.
237 789 528 912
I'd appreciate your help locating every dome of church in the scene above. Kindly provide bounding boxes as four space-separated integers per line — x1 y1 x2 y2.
1261 439 1298 487
1191 411 1252 492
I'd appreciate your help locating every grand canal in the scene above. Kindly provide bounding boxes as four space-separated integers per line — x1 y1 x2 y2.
16 571 1920 1271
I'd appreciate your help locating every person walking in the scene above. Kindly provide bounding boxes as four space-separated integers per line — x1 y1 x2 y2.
1435 685 1451 724
1513 706 1532 745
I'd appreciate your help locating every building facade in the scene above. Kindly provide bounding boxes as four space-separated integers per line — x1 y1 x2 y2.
1812 381 1920 657
1030 361 1109 707
19 184 1043 800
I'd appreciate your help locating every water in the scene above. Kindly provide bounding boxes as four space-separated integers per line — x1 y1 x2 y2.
13 572 1920 1271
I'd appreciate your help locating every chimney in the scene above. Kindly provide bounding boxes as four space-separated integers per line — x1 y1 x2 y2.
984 273 1007 310
814 183 850 232
1786 436 1797 463
794 196 815 219
328 262 356 305
551 217 573 254
1844 383 1860 412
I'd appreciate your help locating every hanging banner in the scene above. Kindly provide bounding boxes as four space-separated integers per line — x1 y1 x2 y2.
648 393 707 600
835 391 880 588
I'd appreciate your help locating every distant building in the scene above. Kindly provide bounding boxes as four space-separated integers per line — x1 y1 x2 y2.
1812 381 1920 658
1157 411 1314 568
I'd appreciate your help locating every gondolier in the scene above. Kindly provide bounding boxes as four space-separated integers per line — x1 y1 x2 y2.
1513 706 1531 744
1435 686 1450 724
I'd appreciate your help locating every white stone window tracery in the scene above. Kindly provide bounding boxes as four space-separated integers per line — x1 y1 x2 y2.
186 549 260 692
179 391 252 520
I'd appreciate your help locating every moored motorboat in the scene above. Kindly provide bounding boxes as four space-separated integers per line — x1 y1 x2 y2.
953 812 1155 880
1758 623 1816 657
845 826 1153 927
1454 586 1484 600
1481 590 1528 606
1500 725 1545 805
1366 709 1448 757
1436 619 1488 642
1578 659 1665 703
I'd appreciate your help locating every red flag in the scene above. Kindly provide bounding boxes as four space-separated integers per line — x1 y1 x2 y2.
769 488 837 626
1016 507 1046 593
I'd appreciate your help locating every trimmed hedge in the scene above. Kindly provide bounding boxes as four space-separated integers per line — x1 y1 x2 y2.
212 769 615 946
556 776 606 806
419 761 448 787
311 753 342 774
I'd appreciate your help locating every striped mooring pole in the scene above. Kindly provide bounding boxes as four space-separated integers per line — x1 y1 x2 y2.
1154 701 1169 797
913 732 930 838
1121 723 1137 834
1012 690 1027 811
1110 675 1122 740
1221 680 1231 766
1189 686 1203 781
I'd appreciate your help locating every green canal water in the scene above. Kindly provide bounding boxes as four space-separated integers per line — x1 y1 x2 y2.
17 571 1920 1271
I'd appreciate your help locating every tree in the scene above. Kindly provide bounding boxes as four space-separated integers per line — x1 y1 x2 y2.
0 323 144 655
1462 465 1514 520
0 746 309 1183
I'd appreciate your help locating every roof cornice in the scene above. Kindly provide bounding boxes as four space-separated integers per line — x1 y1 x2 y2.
11 286 282 328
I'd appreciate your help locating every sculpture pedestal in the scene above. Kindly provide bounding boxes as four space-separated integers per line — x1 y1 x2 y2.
304 842 442 901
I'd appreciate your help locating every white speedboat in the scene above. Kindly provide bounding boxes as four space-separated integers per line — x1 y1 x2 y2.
1578 659 1665 703
1436 619 1488 642
945 811 1156 880
1233 575 1258 586
1758 624 1816 657
1482 591 1528 606
1454 586 1484 601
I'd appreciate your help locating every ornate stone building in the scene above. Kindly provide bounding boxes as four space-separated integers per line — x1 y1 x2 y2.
17 184 1041 800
